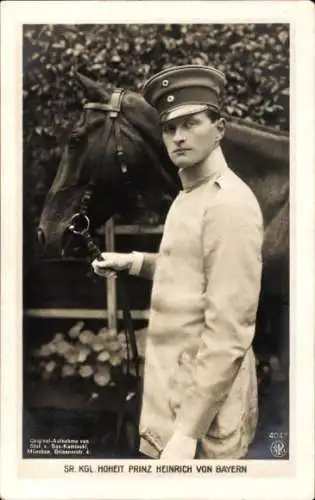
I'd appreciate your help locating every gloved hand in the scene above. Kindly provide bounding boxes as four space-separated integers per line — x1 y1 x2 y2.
160 431 197 459
92 251 143 278
92 252 133 278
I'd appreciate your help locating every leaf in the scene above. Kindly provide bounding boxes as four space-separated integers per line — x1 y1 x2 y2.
64 350 79 364
79 330 95 345
98 328 110 340
91 338 107 352
78 364 94 378
45 360 56 373
91 64 102 71
94 365 111 386
68 321 85 339
77 345 90 363
117 332 127 346
73 43 85 56
107 329 118 340
54 340 73 355
109 353 123 366
62 364 76 377
111 55 121 63
97 350 110 362
52 333 65 342
107 340 121 353
278 30 288 44
38 344 53 357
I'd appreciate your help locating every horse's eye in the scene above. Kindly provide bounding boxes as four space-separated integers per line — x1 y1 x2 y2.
69 126 86 148
71 128 82 140
75 112 86 128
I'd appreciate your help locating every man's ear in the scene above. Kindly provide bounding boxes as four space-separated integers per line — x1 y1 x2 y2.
216 117 227 138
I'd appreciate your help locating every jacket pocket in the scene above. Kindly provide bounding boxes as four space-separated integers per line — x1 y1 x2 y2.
207 354 257 440
207 388 244 439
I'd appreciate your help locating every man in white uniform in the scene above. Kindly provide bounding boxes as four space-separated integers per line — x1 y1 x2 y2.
93 65 263 459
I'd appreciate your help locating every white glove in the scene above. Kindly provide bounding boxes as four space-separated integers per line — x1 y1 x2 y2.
92 251 143 278
160 431 197 460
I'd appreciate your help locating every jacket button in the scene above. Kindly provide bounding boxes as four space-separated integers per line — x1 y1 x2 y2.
162 79 169 87
167 95 174 103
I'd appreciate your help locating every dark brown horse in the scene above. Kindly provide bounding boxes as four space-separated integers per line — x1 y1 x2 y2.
38 73 289 361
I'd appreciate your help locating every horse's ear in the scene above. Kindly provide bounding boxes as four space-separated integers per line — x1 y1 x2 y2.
74 71 109 101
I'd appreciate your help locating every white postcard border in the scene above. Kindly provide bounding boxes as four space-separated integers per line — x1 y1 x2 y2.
1 2 314 499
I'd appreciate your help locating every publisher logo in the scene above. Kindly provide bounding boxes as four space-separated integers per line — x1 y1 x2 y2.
270 439 287 458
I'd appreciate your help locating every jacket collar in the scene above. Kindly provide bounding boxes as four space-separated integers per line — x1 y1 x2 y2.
178 147 228 192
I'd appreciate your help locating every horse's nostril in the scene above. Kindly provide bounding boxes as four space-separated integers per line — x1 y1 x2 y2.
37 227 46 247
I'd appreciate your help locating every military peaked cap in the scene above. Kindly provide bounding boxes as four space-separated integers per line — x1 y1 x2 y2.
142 64 226 123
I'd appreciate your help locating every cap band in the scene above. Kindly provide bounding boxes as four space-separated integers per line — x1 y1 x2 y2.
141 64 226 122
155 86 220 114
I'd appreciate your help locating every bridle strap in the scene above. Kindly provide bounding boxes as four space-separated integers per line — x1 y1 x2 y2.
84 102 119 112
72 89 141 455
84 90 124 115
77 89 126 217
82 89 130 189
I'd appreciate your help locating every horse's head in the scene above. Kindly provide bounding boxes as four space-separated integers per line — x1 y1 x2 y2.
37 72 179 258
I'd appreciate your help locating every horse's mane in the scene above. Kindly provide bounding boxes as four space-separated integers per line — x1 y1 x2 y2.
74 72 289 168
224 115 289 164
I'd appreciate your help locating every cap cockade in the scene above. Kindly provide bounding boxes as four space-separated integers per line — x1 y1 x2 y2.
142 64 226 123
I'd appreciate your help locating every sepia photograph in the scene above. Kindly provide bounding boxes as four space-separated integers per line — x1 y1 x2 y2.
1 1 314 500
23 20 290 461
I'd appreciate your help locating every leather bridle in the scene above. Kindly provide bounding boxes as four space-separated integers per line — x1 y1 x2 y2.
68 88 130 237
67 89 141 456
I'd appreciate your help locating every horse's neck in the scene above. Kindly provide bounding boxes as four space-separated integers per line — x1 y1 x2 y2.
222 122 289 226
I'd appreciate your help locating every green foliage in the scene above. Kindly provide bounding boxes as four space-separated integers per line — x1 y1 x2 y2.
23 23 289 227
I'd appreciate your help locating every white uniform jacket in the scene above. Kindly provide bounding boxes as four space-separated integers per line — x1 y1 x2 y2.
139 158 263 459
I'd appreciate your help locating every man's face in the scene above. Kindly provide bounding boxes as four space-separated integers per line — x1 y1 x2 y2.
161 111 219 169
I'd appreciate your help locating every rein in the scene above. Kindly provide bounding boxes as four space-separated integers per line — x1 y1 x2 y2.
68 89 141 456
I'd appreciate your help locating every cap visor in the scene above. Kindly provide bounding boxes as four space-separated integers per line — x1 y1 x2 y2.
161 103 209 123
